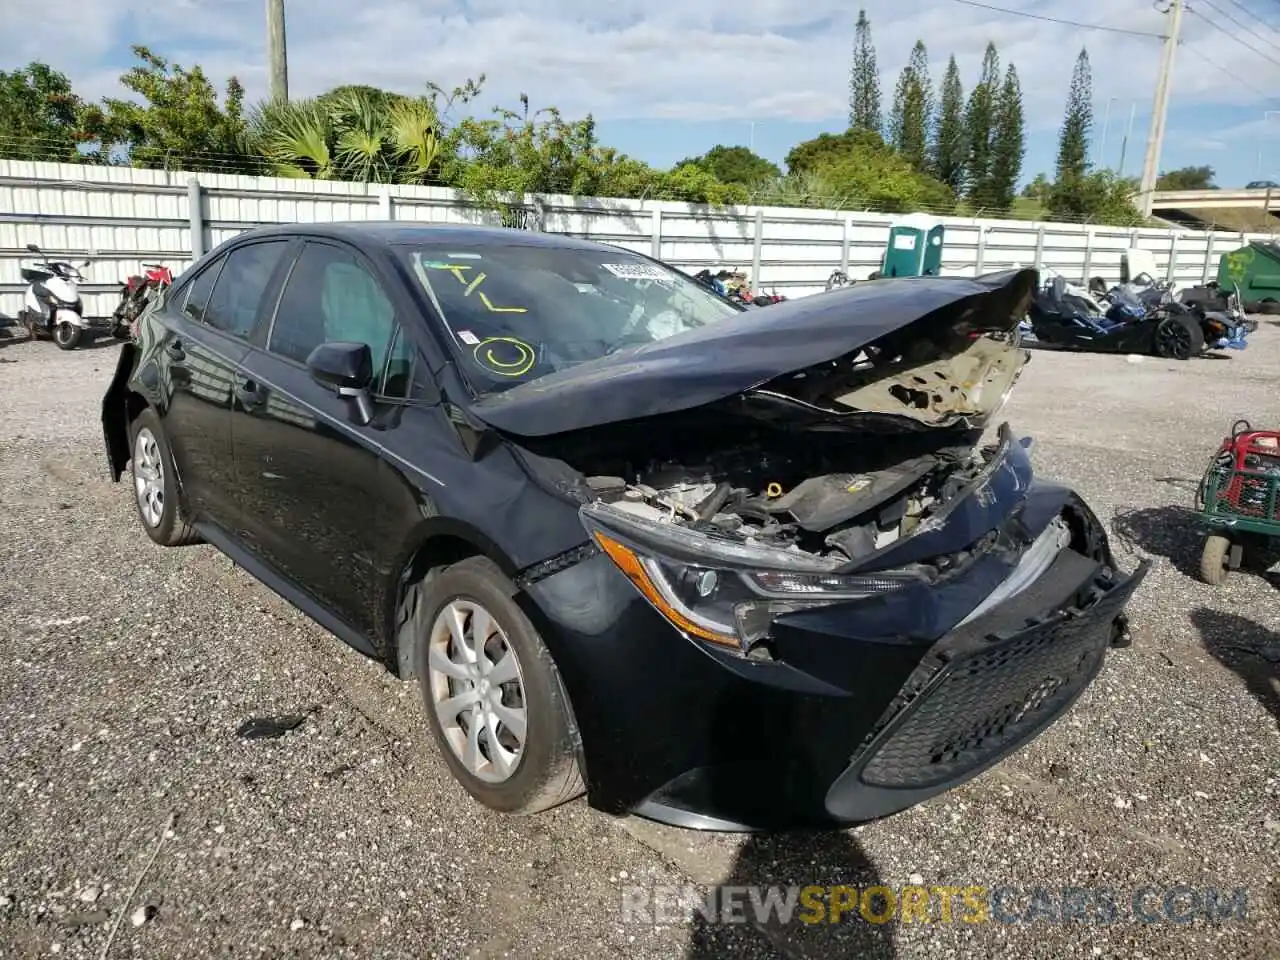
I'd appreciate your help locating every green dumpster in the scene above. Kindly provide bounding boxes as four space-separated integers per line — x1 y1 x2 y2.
880 216 945 277
1217 240 1280 303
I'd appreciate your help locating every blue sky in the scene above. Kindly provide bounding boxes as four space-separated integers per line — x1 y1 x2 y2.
3 0 1278 189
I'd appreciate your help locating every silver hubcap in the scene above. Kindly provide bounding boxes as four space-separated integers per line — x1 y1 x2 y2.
426 599 527 784
132 428 165 527
56 323 75 344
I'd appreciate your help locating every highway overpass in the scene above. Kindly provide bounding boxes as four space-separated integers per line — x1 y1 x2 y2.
1151 188 1278 212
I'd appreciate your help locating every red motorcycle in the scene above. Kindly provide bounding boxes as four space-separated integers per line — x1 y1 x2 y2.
111 263 174 340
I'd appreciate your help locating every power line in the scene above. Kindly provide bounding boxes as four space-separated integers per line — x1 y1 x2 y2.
1187 4 1280 68
940 0 1167 37
1221 0 1280 36
1197 50 1280 100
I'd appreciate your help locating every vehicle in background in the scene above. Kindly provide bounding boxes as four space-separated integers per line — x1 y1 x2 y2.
101 224 1147 831
19 243 95 350
111 263 175 341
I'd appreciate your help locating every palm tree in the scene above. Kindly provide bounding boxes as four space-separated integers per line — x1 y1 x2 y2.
245 85 444 184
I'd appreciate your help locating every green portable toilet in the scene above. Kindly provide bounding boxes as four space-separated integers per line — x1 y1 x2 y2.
880 215 945 277
1217 240 1280 303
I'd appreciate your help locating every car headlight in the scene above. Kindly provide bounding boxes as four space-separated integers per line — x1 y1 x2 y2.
580 501 923 654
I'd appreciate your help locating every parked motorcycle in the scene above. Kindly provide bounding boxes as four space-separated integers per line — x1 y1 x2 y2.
111 263 174 340
19 243 93 350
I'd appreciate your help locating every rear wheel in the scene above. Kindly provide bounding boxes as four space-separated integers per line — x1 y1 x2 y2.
1200 534 1231 586
417 556 584 815
53 321 82 351
128 408 200 547
1153 313 1203 360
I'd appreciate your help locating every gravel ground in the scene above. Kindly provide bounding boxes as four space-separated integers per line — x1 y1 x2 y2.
0 325 1277 959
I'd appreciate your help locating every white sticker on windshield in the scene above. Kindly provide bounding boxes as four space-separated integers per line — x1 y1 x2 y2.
457 329 480 345
602 262 672 282
447 252 483 259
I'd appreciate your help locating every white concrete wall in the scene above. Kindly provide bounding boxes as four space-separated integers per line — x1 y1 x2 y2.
1 158 1271 319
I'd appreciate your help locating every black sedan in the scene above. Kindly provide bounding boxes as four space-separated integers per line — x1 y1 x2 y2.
102 224 1148 831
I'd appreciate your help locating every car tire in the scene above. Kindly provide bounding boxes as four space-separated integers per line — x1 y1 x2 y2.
416 556 585 815
1199 534 1231 586
128 408 200 547
1152 313 1204 360
53 321 82 350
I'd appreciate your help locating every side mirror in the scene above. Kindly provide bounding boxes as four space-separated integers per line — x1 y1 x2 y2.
306 341 375 425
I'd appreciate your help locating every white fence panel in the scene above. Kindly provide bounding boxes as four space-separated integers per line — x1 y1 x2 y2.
1 158 1275 319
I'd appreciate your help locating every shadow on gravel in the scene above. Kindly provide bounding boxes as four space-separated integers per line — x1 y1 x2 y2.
684 831 896 959
1190 608 1280 730
1111 504 1204 579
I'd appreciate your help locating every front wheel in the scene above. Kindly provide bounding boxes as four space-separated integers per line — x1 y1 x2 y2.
53 321 83 350
417 556 584 815
1153 313 1204 360
1200 534 1231 586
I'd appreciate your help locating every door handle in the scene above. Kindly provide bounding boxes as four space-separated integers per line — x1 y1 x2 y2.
234 379 267 409
164 340 186 361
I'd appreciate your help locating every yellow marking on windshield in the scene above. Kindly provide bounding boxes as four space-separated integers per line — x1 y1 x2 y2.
474 337 535 376
477 291 527 313
422 256 528 314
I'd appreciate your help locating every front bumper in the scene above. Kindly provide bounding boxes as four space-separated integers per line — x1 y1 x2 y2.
522 483 1148 832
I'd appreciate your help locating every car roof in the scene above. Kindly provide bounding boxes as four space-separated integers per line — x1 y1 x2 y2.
228 221 624 254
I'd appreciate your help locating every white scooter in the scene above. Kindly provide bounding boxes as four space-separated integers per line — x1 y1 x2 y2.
19 243 93 350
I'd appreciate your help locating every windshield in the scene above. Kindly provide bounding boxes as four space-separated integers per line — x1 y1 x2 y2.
396 242 742 394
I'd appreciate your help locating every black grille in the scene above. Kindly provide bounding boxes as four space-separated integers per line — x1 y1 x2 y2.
856 565 1141 791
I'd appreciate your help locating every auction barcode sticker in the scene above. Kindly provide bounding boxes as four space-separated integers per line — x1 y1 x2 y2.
602 262 672 282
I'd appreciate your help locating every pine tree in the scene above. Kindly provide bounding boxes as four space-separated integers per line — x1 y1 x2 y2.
930 55 966 193
987 65 1025 211
963 43 1001 207
1055 48 1092 184
889 41 932 171
848 10 882 134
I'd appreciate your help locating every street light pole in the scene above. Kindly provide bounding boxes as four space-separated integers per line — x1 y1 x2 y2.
267 0 288 102
1098 97 1116 169
1118 102 1137 176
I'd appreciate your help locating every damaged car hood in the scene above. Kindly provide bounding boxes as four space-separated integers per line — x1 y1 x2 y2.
469 268 1038 437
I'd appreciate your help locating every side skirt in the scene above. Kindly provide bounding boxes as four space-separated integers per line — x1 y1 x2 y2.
195 521 381 663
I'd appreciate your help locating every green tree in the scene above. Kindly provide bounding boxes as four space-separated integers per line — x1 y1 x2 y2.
985 65 1025 212
889 41 932 171
245 77 482 183
1157 165 1217 190
1047 169 1142 224
1055 48 1092 185
79 46 251 172
1021 172 1052 201
0 63 85 162
782 128 954 213
848 10 882 134
676 145 779 187
963 43 1001 205
930 55 966 193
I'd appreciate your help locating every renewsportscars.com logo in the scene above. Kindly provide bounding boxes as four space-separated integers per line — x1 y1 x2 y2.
620 884 1251 926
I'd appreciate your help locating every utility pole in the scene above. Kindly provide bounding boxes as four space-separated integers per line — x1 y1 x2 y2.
1138 0 1183 215
266 0 288 102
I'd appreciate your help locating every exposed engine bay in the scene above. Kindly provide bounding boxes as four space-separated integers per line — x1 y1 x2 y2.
581 437 994 564
564 322 1027 566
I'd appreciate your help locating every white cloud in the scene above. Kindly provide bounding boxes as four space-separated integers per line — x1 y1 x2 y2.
1 0 1276 131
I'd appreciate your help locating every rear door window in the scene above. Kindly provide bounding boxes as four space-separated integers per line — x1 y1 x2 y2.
181 256 225 323
203 240 290 338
